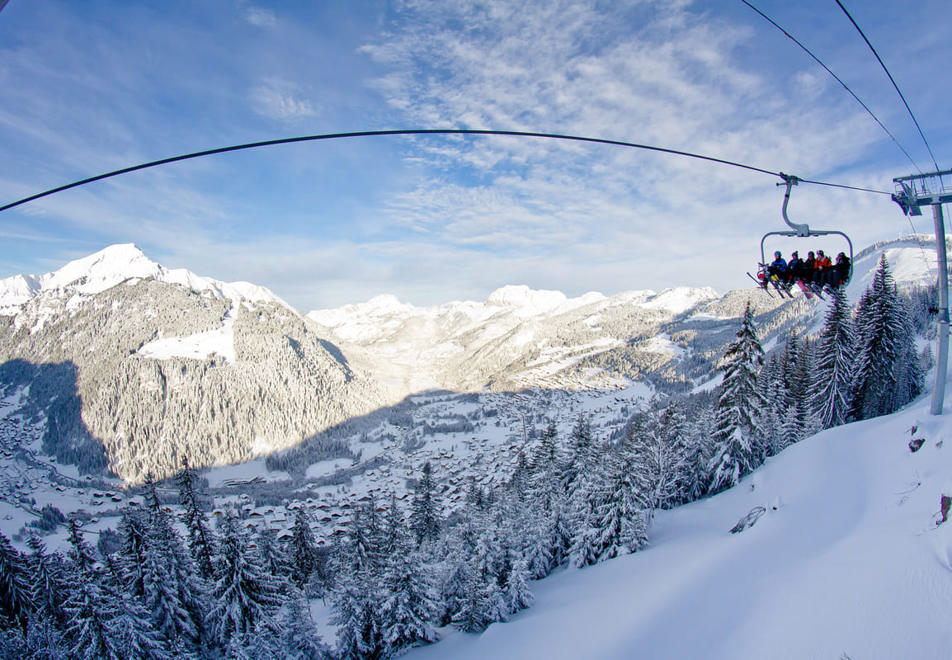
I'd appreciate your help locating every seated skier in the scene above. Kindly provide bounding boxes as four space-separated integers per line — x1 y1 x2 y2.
803 251 817 283
787 250 804 284
766 251 788 283
829 252 851 289
814 250 833 288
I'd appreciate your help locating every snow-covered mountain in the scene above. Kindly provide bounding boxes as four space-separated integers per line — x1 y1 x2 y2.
0 243 288 317
0 237 940 482
0 245 387 482
306 284 760 397
0 236 947 657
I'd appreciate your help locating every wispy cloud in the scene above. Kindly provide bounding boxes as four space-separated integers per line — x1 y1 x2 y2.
1 0 947 311
249 77 319 121
243 6 277 29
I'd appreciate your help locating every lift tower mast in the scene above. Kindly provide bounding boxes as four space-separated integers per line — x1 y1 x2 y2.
893 169 952 414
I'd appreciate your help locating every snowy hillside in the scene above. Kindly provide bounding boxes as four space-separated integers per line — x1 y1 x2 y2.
409 378 952 660
848 234 946 300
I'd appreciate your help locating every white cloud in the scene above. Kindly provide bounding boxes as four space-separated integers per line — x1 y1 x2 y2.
249 78 318 120
350 0 904 302
243 6 277 29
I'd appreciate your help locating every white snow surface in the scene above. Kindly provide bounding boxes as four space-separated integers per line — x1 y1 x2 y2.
0 243 289 313
138 299 238 363
411 389 952 659
639 285 719 314
848 236 942 302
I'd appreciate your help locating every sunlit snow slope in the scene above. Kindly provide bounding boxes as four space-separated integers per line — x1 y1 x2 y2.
412 378 952 659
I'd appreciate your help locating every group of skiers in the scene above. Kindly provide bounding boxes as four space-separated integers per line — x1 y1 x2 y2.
765 248 851 292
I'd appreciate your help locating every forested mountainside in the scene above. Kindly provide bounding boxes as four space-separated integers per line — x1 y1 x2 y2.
0 247 938 659
0 239 936 483
0 247 386 482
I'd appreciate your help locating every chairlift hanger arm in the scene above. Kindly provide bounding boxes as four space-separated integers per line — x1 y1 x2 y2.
778 172 810 237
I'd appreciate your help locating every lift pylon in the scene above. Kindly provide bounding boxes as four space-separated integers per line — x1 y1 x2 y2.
894 169 952 415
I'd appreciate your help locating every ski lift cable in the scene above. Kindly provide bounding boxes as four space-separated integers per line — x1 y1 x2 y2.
834 0 942 174
833 1 938 282
739 0 924 174
0 129 891 214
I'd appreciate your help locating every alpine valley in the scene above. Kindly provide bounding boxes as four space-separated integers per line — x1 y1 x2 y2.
0 237 946 658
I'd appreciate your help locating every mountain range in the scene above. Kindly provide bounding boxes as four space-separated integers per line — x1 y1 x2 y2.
0 237 939 482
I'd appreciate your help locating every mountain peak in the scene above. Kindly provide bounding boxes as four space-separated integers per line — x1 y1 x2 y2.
39 243 163 295
0 243 289 314
486 285 569 313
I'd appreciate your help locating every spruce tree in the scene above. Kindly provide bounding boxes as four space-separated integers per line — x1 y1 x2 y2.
707 302 766 494
289 507 322 594
851 255 924 420
410 462 441 546
812 288 856 429
176 458 217 580
378 543 439 655
278 596 329 659
779 336 816 451
0 532 33 633
208 513 284 645
24 535 69 633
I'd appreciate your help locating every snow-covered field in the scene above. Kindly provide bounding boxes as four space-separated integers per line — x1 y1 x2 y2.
410 380 952 660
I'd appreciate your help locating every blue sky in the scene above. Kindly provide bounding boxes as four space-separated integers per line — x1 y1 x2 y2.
0 0 949 311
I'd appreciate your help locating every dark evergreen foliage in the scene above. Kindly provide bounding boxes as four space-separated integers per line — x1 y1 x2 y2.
410 462 441 546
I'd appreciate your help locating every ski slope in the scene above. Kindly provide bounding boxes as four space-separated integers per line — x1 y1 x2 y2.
412 379 952 659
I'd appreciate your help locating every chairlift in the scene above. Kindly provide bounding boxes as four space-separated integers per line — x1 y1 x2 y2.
756 173 854 297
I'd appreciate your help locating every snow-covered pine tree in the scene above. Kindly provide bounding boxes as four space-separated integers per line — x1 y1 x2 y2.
530 421 559 473
0 532 34 636
707 301 766 494
142 479 208 651
502 555 534 616
630 406 687 519
452 558 506 633
812 288 856 429
675 403 713 505
256 526 292 594
758 353 785 454
176 458 217 580
567 444 640 567
778 335 817 451
580 445 648 565
331 567 385 660
116 507 151 599
65 519 168 660
140 535 200 650
410 461 441 546
24 534 69 633
378 535 439 656
207 513 285 646
558 414 597 496
289 507 323 596
276 595 329 659
851 254 924 420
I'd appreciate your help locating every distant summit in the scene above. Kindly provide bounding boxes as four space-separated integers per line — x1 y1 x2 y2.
0 243 289 315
